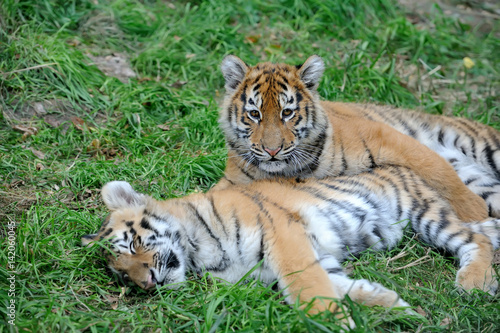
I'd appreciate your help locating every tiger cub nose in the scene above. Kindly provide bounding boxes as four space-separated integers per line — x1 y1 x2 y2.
144 270 157 290
264 146 281 157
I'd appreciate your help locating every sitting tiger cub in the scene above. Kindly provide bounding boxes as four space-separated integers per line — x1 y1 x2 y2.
218 55 500 219
82 166 499 321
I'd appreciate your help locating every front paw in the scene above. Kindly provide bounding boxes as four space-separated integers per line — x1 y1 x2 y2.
456 265 498 295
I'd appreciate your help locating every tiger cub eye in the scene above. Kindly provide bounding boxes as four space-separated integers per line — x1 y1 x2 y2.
248 110 260 119
282 109 294 118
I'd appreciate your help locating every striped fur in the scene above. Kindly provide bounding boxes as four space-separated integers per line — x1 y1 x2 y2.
218 55 500 220
82 167 499 318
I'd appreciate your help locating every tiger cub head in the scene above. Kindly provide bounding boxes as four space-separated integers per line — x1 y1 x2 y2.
81 181 186 290
220 55 329 176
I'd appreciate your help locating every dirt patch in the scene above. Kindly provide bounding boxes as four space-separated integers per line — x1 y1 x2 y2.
87 53 137 84
393 56 497 117
390 1 499 117
2 98 107 134
397 0 500 35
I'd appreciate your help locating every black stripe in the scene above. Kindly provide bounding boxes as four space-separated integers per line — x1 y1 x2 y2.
277 80 288 91
399 119 417 137
479 191 496 200
257 220 265 262
209 195 228 237
240 85 247 103
237 163 256 180
234 212 243 260
464 176 479 185
484 145 500 178
186 203 230 272
222 176 235 185
361 138 377 168
432 209 451 240
438 128 445 145
187 203 222 249
140 217 159 235
101 228 113 239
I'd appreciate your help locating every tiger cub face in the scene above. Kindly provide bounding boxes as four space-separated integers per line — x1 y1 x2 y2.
81 181 186 290
220 55 329 176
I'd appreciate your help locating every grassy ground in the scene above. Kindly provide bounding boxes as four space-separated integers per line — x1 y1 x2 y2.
1 0 499 332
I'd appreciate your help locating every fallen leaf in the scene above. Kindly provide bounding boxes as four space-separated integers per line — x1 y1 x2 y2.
88 138 100 150
245 34 261 43
102 148 118 158
439 317 452 327
173 35 182 41
71 116 85 131
415 306 426 317
30 148 45 159
33 102 47 115
119 287 126 298
133 113 141 126
66 39 81 47
463 57 474 69
44 116 61 128
9 179 25 188
13 125 38 139
171 80 188 89
157 124 171 131
344 263 354 275
105 295 119 303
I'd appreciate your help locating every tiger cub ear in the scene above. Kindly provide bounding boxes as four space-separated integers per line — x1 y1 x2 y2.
81 234 98 247
221 55 248 93
101 181 145 211
297 55 324 90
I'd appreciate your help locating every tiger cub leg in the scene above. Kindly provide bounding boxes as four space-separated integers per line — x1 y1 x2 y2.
319 254 410 309
413 214 499 294
267 223 342 314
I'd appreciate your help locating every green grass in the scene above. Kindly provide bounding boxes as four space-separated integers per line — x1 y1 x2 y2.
1 0 499 332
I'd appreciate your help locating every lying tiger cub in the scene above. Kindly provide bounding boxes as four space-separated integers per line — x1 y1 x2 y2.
218 55 500 220
82 166 499 320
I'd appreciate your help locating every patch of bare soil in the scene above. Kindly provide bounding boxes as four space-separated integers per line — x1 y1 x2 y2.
398 0 500 35
393 1 499 117
87 53 137 83
0 181 101 232
2 98 107 135
393 56 497 116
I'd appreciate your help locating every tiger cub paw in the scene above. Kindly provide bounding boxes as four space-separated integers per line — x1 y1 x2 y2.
456 265 498 295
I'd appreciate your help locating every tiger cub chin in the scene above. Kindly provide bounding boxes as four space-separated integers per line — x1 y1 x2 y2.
218 55 500 220
83 167 499 321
